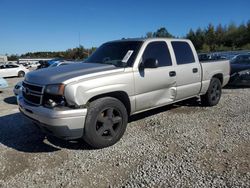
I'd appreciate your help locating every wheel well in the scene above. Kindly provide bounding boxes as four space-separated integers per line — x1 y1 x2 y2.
212 73 223 84
88 91 131 115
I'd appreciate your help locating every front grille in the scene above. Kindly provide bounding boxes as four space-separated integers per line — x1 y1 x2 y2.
22 82 43 92
22 81 44 105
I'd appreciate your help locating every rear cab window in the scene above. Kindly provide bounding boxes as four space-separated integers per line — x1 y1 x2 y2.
171 41 195 65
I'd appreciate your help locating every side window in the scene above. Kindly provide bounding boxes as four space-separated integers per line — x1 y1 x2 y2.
171 41 195 65
142 41 172 67
7 65 18 68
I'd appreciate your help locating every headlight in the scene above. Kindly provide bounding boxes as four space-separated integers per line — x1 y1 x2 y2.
45 84 65 95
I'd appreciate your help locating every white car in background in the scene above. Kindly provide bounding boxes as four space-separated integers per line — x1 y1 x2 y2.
0 64 29 77
13 61 76 96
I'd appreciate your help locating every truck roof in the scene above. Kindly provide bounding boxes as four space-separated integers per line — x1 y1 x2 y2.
110 38 190 43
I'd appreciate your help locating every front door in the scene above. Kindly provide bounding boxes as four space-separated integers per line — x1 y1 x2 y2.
134 41 177 112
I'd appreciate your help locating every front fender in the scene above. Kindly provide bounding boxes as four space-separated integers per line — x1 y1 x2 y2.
76 84 128 105
64 71 134 106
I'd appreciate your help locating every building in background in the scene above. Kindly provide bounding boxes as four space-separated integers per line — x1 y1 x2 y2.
18 58 53 64
0 55 8 63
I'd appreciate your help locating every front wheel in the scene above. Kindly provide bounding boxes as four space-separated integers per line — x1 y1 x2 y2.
18 71 25 77
201 77 222 106
83 97 128 149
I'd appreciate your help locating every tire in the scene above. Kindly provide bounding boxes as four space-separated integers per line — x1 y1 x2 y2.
18 71 25 77
201 77 222 106
83 97 128 149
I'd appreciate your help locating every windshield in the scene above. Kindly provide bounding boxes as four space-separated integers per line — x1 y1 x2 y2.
85 41 142 67
230 55 250 64
49 62 59 67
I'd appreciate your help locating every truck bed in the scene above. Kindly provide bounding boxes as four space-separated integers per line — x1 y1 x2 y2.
199 60 230 94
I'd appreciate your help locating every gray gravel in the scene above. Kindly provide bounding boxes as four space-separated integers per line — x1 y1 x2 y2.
0 77 249 187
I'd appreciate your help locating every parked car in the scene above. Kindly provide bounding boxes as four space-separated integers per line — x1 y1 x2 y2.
37 60 50 69
0 77 8 89
48 61 76 67
228 54 250 85
47 58 64 67
0 64 29 77
229 69 250 86
20 62 40 69
230 54 250 74
18 38 230 148
198 53 227 62
28 62 40 69
6 62 18 65
13 81 23 96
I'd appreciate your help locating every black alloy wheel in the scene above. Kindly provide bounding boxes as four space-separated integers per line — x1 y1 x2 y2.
83 97 128 149
201 77 222 106
96 107 123 139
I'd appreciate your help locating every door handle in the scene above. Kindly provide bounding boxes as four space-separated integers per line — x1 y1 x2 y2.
193 68 198 73
169 71 176 77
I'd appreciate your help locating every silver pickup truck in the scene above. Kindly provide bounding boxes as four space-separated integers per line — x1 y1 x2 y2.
18 38 230 148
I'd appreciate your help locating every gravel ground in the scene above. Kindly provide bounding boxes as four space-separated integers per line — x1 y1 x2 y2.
0 77 249 187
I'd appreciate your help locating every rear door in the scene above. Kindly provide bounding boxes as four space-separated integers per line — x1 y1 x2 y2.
171 41 202 100
134 41 177 111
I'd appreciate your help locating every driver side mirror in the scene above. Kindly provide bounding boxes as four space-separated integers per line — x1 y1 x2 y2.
140 58 159 69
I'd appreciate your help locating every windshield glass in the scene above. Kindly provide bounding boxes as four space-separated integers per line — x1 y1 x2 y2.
49 63 59 67
85 41 142 67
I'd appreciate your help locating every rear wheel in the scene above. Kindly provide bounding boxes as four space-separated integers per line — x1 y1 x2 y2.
83 97 128 149
18 71 25 77
201 77 222 106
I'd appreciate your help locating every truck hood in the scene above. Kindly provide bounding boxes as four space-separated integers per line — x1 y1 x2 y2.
25 62 123 85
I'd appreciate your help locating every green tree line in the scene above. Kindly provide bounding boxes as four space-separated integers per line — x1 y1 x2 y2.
146 21 250 53
7 46 96 61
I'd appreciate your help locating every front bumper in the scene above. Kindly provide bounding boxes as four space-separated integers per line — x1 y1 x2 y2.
18 95 87 140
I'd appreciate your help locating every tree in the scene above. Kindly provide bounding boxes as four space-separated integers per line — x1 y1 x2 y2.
224 22 237 48
153 27 174 38
205 24 216 51
8 54 19 61
247 20 250 42
146 32 153 38
235 24 247 47
194 28 205 51
17 45 95 60
186 29 199 49
215 24 225 46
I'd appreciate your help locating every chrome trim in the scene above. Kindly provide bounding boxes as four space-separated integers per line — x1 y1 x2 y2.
23 81 44 88
22 81 45 105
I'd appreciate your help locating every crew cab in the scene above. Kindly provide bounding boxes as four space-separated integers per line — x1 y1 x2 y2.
18 38 230 148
